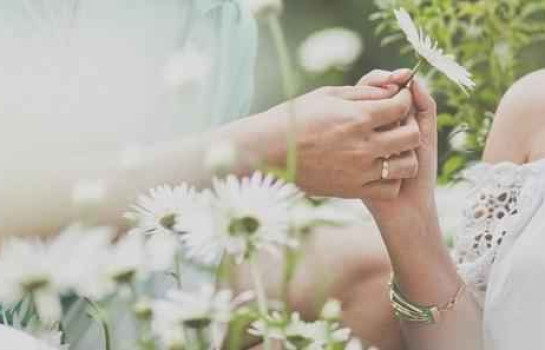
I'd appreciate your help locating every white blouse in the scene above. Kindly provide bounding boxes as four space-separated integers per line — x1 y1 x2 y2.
453 158 545 349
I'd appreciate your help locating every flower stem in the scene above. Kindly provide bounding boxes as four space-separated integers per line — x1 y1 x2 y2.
195 327 208 350
401 59 424 89
174 252 183 290
266 15 298 183
281 246 298 310
250 257 271 350
85 298 112 350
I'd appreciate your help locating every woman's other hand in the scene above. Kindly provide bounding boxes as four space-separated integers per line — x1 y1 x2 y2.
229 75 420 199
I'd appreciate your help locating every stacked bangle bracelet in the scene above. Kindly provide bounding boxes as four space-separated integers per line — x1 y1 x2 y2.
388 275 466 324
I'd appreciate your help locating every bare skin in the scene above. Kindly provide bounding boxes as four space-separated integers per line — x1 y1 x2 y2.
0 70 418 238
244 69 545 350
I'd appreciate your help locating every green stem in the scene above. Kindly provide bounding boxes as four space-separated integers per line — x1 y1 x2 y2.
174 252 183 290
281 246 298 311
195 327 208 350
85 298 112 350
250 257 271 350
401 59 424 89
267 15 298 183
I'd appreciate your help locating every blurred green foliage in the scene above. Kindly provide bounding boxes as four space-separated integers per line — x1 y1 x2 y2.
253 0 545 183
373 0 545 181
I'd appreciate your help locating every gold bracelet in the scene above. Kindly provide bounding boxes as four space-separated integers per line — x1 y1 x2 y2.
388 275 466 324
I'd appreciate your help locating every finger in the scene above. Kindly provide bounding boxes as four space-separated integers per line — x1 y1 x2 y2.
357 68 413 88
327 85 398 101
361 151 418 184
390 69 413 87
372 116 421 157
412 78 436 116
367 151 419 182
387 151 419 179
360 179 402 200
357 88 413 129
357 69 394 86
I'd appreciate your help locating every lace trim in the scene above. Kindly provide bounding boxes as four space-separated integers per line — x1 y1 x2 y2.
453 161 545 306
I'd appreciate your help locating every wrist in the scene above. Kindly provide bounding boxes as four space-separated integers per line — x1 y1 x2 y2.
374 199 441 239
213 110 288 175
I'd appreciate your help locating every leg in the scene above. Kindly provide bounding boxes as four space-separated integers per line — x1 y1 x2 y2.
229 220 403 350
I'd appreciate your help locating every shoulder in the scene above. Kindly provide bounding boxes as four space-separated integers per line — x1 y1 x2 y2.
483 69 545 164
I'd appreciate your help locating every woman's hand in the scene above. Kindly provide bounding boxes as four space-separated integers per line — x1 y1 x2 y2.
363 78 438 220
230 72 421 200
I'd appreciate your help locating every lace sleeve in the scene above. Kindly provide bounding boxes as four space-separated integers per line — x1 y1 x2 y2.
453 162 545 306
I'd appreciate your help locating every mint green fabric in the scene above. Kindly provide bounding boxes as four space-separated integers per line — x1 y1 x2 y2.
0 0 257 348
0 0 256 166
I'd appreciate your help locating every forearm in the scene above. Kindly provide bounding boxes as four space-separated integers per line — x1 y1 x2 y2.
0 113 282 237
374 206 483 350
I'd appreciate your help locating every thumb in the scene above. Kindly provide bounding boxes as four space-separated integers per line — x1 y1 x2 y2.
411 78 438 173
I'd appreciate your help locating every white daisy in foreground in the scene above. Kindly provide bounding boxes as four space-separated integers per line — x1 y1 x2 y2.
298 28 363 74
247 0 283 18
105 232 148 286
183 172 301 263
394 8 475 92
249 312 351 350
320 298 342 321
151 286 235 348
126 184 199 236
0 237 63 324
47 225 114 300
0 325 58 350
289 199 355 236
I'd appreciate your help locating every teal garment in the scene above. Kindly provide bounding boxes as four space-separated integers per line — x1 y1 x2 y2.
0 0 257 167
0 0 257 348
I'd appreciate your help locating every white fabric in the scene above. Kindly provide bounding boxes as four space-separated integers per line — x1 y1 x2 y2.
453 158 545 348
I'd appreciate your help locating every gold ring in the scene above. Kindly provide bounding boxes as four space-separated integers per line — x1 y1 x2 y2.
381 158 390 180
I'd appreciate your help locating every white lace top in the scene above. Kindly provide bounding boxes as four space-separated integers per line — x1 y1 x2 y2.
453 159 545 307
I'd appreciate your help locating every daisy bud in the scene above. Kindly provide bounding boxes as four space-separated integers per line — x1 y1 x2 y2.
134 298 153 321
449 128 469 152
320 298 342 320
298 28 363 74
247 0 283 18
204 140 237 176
163 48 211 89
72 179 107 207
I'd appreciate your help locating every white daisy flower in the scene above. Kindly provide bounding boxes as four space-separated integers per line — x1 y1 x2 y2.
449 127 469 152
144 232 179 272
247 311 286 341
48 225 114 300
0 325 58 350
344 338 364 350
320 299 342 321
290 199 355 236
151 285 235 348
249 312 351 350
71 179 108 207
298 28 363 74
183 172 301 264
163 48 211 89
246 0 283 18
394 8 475 92
126 184 199 237
204 140 238 175
0 237 62 324
105 232 148 286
